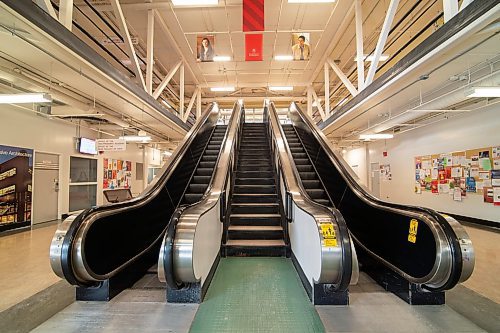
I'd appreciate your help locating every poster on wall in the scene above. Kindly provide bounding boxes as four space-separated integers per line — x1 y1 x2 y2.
103 158 132 190
197 35 215 62
380 164 391 181
0 145 33 232
291 33 311 61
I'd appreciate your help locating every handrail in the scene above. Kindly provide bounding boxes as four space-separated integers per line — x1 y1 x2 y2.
289 102 474 290
50 104 219 286
158 101 245 286
266 102 354 291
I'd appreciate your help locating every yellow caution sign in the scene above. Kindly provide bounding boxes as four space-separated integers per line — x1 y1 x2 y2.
320 223 337 247
408 219 419 243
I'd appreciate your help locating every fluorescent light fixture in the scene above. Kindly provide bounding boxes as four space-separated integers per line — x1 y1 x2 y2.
359 133 394 140
0 93 52 104
465 86 500 98
172 0 218 6
213 56 231 62
119 135 152 142
210 87 235 92
274 55 293 61
288 0 335 3
163 151 172 156
269 86 293 91
354 54 390 62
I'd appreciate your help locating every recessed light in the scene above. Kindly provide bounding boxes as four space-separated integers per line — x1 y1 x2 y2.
0 93 52 104
213 56 231 62
171 0 218 6
274 55 293 61
465 87 500 98
288 0 335 3
359 134 394 140
119 135 152 142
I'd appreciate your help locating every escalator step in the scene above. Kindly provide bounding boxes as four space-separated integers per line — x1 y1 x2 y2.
202 155 218 162
196 168 214 176
306 189 327 199
229 214 281 226
199 161 216 168
296 165 314 172
302 179 321 188
189 183 208 193
193 175 211 184
292 153 308 159
231 203 279 214
184 193 203 204
204 149 220 155
238 165 272 171
298 172 317 180
232 193 277 203
236 170 273 178
314 198 330 206
293 158 310 165
234 185 276 194
236 178 274 185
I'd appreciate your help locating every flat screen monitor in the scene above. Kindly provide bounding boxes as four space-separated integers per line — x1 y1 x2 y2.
79 138 97 155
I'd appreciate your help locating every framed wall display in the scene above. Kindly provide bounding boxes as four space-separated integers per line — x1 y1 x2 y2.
197 35 215 62
415 145 500 206
291 33 311 61
0 145 34 232
103 158 132 190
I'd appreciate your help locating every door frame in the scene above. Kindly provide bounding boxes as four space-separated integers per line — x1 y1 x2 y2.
32 151 62 223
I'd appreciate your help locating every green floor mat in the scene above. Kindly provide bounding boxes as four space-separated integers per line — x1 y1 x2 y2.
189 257 325 333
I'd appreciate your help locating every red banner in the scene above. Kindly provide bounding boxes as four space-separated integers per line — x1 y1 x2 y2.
245 34 263 61
243 0 264 32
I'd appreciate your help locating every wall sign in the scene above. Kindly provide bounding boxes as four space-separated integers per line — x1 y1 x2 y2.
96 139 126 152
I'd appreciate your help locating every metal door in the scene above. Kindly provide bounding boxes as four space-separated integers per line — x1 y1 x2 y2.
33 153 59 224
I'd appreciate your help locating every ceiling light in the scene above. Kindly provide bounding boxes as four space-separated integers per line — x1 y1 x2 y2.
210 87 235 92
171 0 218 6
288 0 336 3
359 134 394 140
0 93 52 104
354 54 390 62
465 86 500 98
119 135 152 142
274 55 293 61
213 56 231 62
163 151 172 156
269 86 294 91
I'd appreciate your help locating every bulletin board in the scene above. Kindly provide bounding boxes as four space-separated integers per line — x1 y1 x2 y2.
103 158 132 190
415 145 500 206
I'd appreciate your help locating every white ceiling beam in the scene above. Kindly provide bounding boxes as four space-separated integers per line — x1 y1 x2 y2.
327 59 358 97
183 87 198 123
459 0 473 12
34 0 58 20
59 0 74 31
201 96 303 103
109 0 147 91
196 87 202 118
310 87 326 122
179 64 185 119
355 0 365 91
443 0 459 22
307 86 313 117
365 0 399 86
146 9 154 95
154 10 199 85
153 60 182 100
324 63 330 116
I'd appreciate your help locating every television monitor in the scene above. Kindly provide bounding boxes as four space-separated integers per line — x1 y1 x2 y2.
79 138 97 155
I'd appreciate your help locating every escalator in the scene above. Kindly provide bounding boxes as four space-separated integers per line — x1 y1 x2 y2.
49 103 227 299
279 102 474 297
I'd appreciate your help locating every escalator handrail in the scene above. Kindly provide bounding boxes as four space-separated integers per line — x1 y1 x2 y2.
159 102 244 285
266 103 352 291
289 102 474 290
51 104 220 286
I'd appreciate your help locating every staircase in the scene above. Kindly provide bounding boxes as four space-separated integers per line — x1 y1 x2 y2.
182 125 227 204
224 123 287 257
282 124 331 206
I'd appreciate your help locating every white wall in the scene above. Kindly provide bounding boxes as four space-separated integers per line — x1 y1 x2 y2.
0 105 148 218
346 104 500 223
343 145 368 187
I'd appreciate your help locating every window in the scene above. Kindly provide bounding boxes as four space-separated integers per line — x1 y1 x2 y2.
69 157 97 212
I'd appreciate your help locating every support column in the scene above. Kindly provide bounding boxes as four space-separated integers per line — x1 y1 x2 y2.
307 86 313 117
196 87 202 118
443 0 459 22
179 63 185 119
146 9 155 95
355 0 365 91
59 0 74 31
324 63 330 117
365 0 400 86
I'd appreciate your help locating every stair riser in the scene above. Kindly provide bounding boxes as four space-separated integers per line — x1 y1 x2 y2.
234 186 275 194
237 165 272 172
227 230 283 240
231 205 279 214
235 178 274 185
229 217 281 226
224 246 286 257
231 196 277 204
236 171 273 178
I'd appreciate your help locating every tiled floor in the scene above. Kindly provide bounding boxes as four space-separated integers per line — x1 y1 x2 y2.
0 224 60 312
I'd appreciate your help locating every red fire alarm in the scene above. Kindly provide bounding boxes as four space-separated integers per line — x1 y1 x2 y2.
383 151 388 157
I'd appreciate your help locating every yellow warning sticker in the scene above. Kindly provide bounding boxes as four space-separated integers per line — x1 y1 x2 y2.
408 219 418 244
320 223 337 247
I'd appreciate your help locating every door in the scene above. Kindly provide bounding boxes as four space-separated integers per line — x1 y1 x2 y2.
33 153 59 224
370 162 380 198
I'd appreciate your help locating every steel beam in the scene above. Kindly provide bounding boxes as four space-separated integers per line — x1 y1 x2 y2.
109 0 146 91
153 60 182 100
324 63 330 116
179 64 185 119
355 0 365 91
365 0 400 86
183 87 198 122
196 87 202 118
327 59 358 97
311 88 326 121
59 0 73 31
307 86 313 117
146 9 154 95
443 0 459 22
